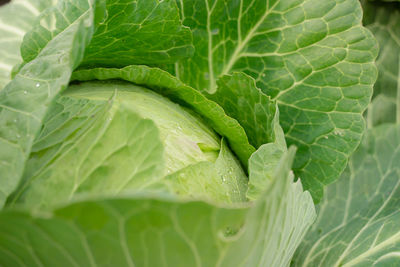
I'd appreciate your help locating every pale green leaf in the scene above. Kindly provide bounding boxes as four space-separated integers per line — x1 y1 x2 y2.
246 143 285 200
0 0 98 208
292 125 400 267
162 139 249 203
163 161 232 203
71 66 255 169
0 147 315 267
221 148 315 267
214 138 248 202
0 0 51 89
65 80 223 175
8 96 165 210
176 0 378 202
8 79 251 208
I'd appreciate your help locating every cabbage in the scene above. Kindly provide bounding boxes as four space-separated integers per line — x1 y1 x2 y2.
0 0 395 266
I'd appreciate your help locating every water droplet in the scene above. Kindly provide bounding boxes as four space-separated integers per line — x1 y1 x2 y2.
211 28 219 35
262 73 266 77
177 126 182 131
23 91 27 95
16 134 21 138
324 136 328 139
333 129 344 136
221 176 226 182
13 119 17 123
35 83 40 87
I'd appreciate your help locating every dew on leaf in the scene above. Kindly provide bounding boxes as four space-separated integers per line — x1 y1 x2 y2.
211 28 219 35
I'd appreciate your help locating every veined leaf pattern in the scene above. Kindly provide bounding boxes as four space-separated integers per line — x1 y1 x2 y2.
292 125 400 267
175 0 378 202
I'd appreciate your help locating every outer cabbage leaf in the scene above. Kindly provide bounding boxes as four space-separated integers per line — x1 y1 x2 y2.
175 0 378 202
209 72 285 149
81 0 193 67
363 0 400 126
0 147 316 267
247 142 286 201
71 66 255 169
21 0 193 68
0 0 98 208
8 96 165 210
221 148 315 267
0 0 51 89
205 72 287 200
292 125 400 267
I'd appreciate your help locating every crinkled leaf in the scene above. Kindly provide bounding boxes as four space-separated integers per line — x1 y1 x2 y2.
81 0 194 67
20 0 104 63
0 147 315 267
176 0 378 202
207 73 287 200
21 0 193 68
209 72 285 149
0 0 98 208
0 0 51 89
363 0 400 126
71 66 255 169
292 125 400 267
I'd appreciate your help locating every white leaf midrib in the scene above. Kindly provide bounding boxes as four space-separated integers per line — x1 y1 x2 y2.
15 0 41 16
333 176 400 267
342 226 400 267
